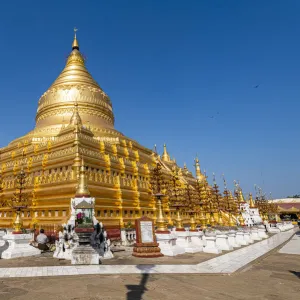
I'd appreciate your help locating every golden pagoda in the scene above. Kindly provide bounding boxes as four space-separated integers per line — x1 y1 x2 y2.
0 31 199 229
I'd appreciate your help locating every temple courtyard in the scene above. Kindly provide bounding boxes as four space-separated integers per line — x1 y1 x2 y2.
0 229 299 300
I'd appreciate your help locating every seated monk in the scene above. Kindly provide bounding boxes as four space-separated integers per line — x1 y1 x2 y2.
36 229 49 251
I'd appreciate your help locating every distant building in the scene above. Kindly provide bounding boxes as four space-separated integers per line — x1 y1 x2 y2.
271 198 300 220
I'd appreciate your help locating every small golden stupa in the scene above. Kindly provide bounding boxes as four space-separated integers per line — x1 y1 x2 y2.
0 30 201 229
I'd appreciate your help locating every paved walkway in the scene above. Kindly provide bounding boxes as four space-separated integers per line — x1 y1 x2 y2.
279 230 300 255
0 228 296 278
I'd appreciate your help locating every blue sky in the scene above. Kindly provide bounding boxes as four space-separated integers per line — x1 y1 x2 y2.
0 0 299 198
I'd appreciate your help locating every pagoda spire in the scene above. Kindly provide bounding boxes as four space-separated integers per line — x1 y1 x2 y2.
161 143 171 162
234 180 245 203
249 193 255 208
75 157 90 198
238 190 245 203
194 155 204 181
72 27 79 50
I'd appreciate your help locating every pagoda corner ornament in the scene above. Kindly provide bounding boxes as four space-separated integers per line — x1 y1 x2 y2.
132 216 163 258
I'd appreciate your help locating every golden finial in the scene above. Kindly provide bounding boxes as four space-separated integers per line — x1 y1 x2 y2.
161 143 170 162
222 174 227 190
238 189 245 203
249 193 255 208
75 156 90 197
194 155 203 181
183 162 187 170
72 27 79 50
212 172 216 183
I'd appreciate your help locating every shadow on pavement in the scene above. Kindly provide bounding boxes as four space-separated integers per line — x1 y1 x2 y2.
289 270 300 279
126 265 155 300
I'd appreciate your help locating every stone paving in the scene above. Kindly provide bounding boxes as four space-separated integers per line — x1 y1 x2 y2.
0 228 296 278
279 230 300 255
0 249 300 300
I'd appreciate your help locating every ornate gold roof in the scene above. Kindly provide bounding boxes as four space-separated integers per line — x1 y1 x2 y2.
34 31 118 138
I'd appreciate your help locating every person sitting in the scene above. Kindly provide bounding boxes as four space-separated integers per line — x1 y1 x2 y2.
36 229 49 251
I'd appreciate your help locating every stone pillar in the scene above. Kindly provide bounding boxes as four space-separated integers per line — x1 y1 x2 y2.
189 231 204 249
174 230 202 253
203 236 222 254
235 232 248 246
216 234 233 251
258 228 268 239
243 232 254 244
251 229 262 241
155 232 185 256
227 233 240 248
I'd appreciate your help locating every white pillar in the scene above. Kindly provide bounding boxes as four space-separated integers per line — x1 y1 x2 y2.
251 229 262 241
258 228 268 238
227 233 240 248
189 231 204 250
243 232 254 244
156 232 185 256
235 232 248 246
175 231 202 253
203 236 222 254
216 234 233 251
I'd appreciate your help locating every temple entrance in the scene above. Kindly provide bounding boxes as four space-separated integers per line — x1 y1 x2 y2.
280 213 298 221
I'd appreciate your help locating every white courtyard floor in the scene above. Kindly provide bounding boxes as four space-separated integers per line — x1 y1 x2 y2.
0 228 297 278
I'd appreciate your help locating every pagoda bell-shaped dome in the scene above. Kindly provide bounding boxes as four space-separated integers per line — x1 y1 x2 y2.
34 30 119 138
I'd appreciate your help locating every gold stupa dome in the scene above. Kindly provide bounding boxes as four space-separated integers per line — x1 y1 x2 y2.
34 30 120 138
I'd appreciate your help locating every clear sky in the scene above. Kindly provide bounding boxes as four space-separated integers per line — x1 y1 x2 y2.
0 0 299 198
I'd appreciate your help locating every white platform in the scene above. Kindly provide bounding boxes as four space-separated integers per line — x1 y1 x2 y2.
0 229 296 277
1 233 41 259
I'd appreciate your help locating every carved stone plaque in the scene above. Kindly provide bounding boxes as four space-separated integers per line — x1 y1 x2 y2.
140 221 154 243
132 216 163 258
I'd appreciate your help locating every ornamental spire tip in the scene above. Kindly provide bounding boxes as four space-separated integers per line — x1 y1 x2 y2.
72 27 79 50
